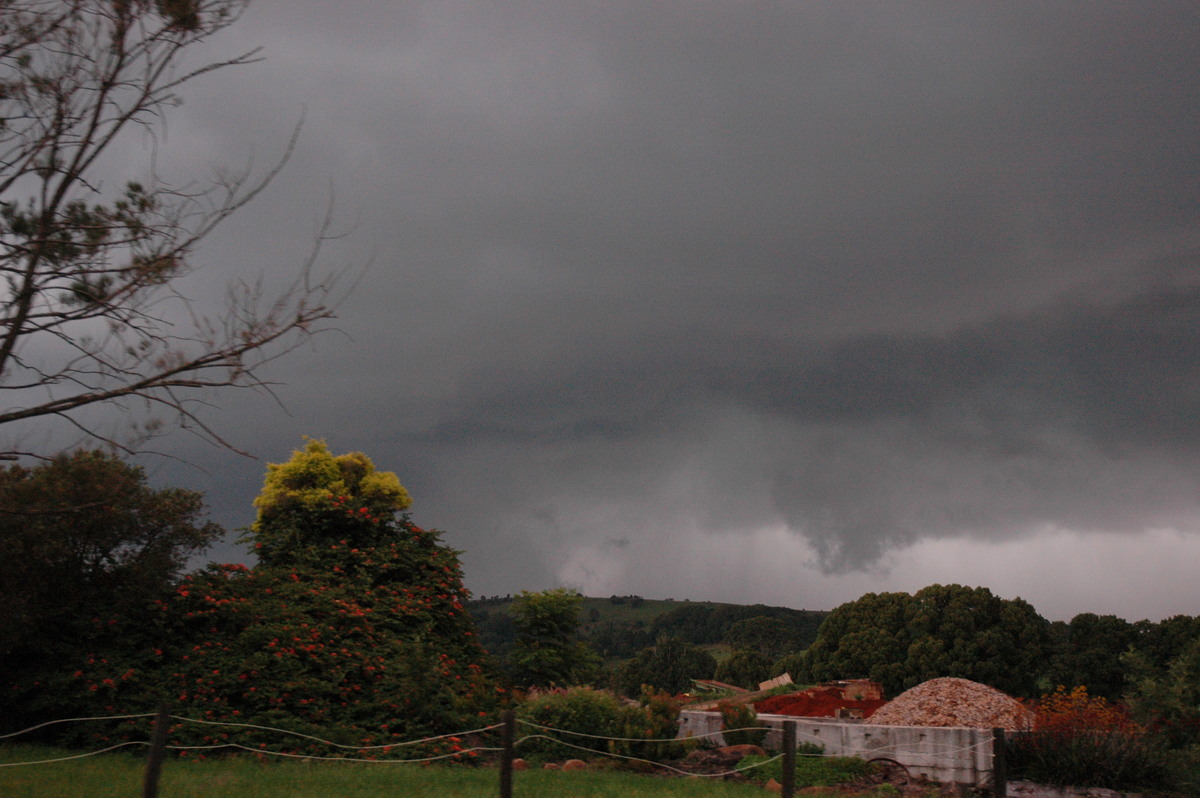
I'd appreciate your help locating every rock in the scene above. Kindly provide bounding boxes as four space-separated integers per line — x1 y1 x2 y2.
716 743 767 760
511 758 527 770
562 758 587 771
765 777 783 792
682 748 742 768
543 762 559 770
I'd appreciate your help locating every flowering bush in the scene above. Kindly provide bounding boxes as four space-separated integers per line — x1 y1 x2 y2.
44 442 499 758
717 700 766 748
610 688 691 763
1007 686 1170 791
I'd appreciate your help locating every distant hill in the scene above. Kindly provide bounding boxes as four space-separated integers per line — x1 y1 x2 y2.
467 594 828 661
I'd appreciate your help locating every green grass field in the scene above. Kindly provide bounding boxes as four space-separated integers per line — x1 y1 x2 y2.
0 745 771 798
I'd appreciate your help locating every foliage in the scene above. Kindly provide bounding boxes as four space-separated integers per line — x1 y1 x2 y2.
515 685 692 763
1123 638 1200 749
717 701 766 748
247 438 411 564
715 649 773 691
611 688 692 763
1131 615 1200 671
515 686 627 760
467 605 518 661
0 0 339 458
611 636 716 698
737 751 874 789
589 620 655 659
650 603 826 650
803 584 1049 697
467 597 828 662
508 588 601 688
36 442 497 754
1046 613 1136 699
0 451 221 729
769 652 809 684
723 616 795 660
1007 686 1171 791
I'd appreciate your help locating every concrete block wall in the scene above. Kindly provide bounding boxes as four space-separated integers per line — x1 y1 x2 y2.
678 710 995 786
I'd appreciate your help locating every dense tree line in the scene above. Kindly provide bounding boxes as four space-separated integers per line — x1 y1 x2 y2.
469 598 828 662
1 442 497 751
799 585 1200 705
650 603 827 650
801 585 1049 697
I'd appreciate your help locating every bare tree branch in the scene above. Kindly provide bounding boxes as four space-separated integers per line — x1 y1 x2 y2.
1 0 344 459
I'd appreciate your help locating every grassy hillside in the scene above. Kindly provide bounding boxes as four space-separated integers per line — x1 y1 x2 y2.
467 594 827 662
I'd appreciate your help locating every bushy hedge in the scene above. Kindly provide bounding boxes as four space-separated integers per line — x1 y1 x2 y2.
516 686 626 760
1007 686 1171 791
515 686 690 764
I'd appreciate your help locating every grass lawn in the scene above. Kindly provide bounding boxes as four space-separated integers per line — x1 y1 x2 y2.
0 745 770 798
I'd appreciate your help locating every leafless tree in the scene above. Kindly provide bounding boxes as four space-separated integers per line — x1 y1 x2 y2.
0 0 341 459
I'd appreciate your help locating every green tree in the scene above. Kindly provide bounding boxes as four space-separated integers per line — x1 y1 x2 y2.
0 0 338 458
770 651 810 684
805 591 911 691
724 616 795 660
649 602 826 649
1124 638 1200 749
1047 613 1136 699
508 587 601 688
902 584 1048 696
612 635 716 697
715 649 774 690
1131 615 1200 671
0 450 221 726
804 584 1049 697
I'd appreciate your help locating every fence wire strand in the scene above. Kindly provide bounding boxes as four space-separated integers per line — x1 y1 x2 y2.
169 715 503 750
0 741 149 767
514 732 786 778
0 712 508 768
518 717 731 745
0 713 157 740
165 742 506 764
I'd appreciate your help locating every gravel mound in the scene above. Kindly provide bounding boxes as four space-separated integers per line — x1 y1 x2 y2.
868 677 1032 730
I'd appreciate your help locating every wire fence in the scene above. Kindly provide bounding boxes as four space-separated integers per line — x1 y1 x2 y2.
0 712 504 767
0 708 1006 798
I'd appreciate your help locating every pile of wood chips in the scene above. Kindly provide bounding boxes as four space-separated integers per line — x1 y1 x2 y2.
867 677 1033 730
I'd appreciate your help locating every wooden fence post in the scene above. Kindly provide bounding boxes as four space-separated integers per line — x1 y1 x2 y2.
991 728 1006 798
781 720 796 798
142 703 171 798
499 709 515 798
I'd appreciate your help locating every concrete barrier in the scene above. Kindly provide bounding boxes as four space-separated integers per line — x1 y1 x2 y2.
678 710 995 786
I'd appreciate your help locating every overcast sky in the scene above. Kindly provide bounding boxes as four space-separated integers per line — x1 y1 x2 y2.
93 1 1200 623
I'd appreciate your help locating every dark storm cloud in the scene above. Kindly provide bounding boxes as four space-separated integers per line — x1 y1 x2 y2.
433 279 1200 450
413 274 1200 571
143 2 1200 613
